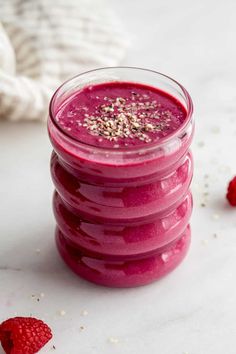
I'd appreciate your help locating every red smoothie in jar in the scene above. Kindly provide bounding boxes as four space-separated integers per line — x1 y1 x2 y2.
48 68 193 287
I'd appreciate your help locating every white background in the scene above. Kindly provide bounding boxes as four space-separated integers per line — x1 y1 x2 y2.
1 0 236 353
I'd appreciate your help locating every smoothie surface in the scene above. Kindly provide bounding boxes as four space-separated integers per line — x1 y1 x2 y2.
55 82 187 148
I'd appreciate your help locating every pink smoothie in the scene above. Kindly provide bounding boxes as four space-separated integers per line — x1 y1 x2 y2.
55 82 186 148
48 80 193 287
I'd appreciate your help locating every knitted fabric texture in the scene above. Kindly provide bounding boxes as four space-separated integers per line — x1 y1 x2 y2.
0 0 128 121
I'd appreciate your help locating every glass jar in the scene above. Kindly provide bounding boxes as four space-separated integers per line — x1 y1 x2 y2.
48 67 194 287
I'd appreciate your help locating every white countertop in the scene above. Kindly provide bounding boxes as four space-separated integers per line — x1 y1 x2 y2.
1 0 236 353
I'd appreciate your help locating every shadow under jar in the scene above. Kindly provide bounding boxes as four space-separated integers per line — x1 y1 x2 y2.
48 67 194 287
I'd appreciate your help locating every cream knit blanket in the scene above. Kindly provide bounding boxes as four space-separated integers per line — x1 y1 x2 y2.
0 0 128 122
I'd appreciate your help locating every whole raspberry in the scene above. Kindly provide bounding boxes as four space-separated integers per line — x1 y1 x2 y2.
226 176 236 206
0 317 52 354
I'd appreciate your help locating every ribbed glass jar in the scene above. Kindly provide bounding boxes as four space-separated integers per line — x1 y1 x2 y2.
48 67 194 287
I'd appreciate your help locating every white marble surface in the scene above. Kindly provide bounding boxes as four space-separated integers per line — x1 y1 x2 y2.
1 0 236 353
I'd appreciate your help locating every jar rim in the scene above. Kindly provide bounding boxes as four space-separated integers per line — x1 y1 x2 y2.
49 66 194 153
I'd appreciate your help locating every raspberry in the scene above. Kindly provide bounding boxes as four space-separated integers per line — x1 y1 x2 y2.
0 317 52 354
226 176 236 206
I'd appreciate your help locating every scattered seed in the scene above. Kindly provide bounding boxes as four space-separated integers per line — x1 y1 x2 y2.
81 310 88 316
201 239 209 245
212 213 220 220
58 310 66 316
145 123 154 131
108 337 119 344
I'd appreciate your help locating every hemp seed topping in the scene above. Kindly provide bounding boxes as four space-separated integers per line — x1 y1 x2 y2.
82 93 172 143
